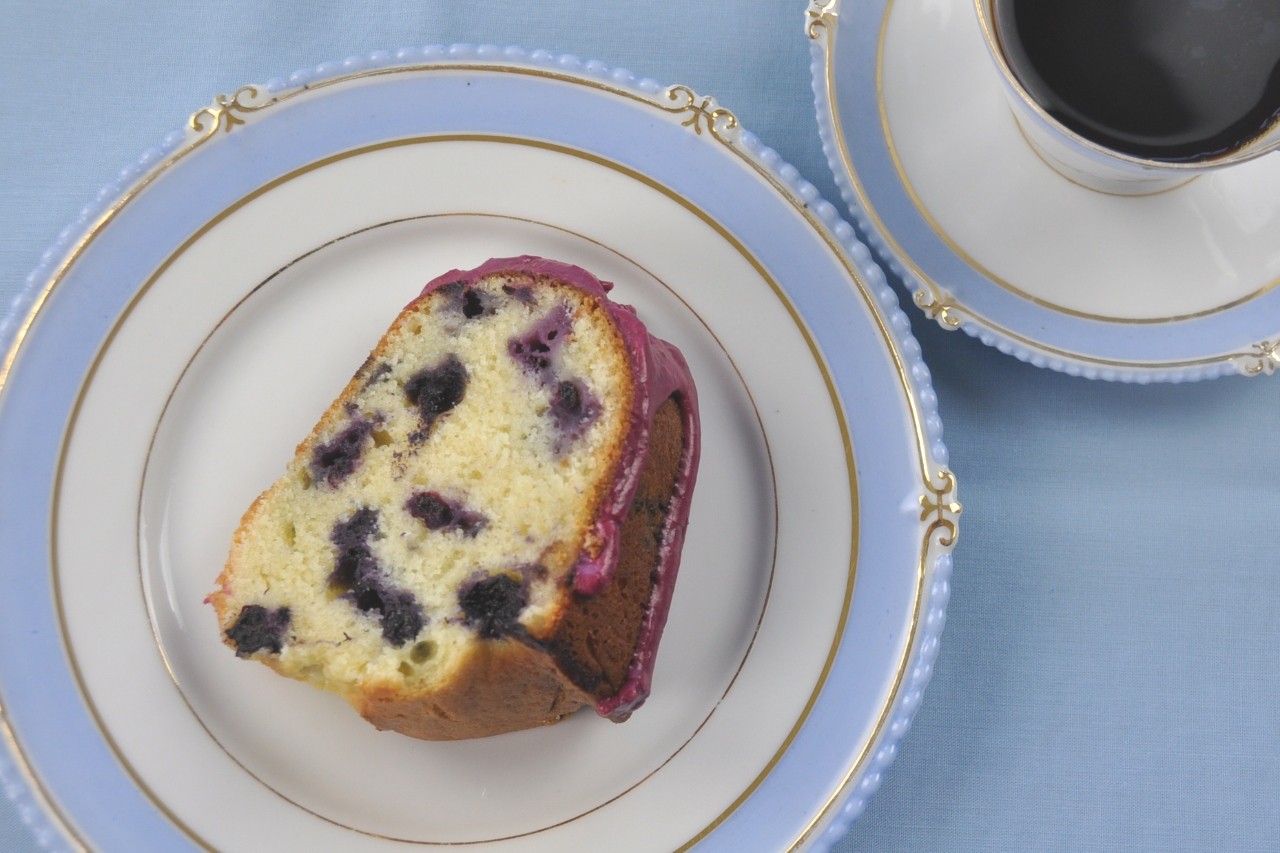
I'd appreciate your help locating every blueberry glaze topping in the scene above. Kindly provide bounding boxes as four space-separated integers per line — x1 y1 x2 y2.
405 491 487 537
435 280 466 297
458 573 528 639
225 604 291 657
416 256 704 722
310 417 374 487
329 508 425 646
404 354 467 431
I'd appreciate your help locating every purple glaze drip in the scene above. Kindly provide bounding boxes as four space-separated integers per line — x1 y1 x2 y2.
417 256 702 721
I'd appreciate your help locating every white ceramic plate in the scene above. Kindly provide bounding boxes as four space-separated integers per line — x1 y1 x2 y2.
807 0 1280 381
0 47 955 851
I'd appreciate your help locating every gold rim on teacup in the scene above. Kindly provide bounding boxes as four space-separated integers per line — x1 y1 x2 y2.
973 0 1280 196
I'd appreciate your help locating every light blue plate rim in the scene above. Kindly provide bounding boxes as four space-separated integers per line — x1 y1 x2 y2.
0 43 954 851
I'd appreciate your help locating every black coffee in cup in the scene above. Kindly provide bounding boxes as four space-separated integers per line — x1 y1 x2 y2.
992 0 1280 162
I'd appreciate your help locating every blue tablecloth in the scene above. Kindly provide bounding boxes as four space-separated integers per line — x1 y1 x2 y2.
3 1 1278 850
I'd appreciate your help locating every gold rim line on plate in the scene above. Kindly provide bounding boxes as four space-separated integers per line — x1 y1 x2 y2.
813 0 1280 373
653 74 958 848
49 134 854 850
61 138 837 848
150 56 946 486
0 87 268 394
0 59 956 849
0 701 91 853
132 209 785 845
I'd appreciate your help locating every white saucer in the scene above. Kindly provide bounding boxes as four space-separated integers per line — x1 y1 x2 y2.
808 0 1280 381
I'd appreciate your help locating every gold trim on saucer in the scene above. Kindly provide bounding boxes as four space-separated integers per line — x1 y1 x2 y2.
877 1 1280 327
815 0 1280 374
914 282 964 329
1243 340 1280 375
1006 112 1202 198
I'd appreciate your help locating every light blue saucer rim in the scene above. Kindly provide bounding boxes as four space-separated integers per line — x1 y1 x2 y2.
806 0 1280 383
0 43 953 851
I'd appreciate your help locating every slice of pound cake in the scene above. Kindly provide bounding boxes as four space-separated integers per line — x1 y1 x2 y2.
207 256 700 740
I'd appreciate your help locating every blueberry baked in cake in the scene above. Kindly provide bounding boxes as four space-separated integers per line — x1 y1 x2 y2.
207 256 701 740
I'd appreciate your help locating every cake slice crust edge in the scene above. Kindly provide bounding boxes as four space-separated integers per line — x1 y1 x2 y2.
208 256 701 740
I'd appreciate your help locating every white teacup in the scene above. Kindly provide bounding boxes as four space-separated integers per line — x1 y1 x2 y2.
974 0 1280 195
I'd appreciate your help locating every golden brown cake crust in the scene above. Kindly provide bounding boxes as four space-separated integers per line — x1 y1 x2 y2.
356 637 595 740
349 397 686 740
537 398 685 696
208 257 700 741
